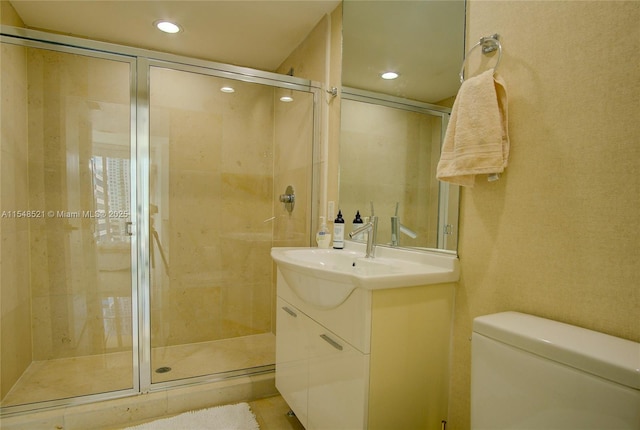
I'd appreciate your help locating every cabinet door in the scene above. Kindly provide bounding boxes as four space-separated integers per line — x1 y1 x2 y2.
307 325 369 430
276 298 310 428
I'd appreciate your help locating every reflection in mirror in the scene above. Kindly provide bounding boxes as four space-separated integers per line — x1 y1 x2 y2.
340 0 465 253
339 89 458 252
342 0 466 103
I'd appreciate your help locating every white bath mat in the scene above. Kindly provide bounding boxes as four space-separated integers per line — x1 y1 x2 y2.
124 402 259 430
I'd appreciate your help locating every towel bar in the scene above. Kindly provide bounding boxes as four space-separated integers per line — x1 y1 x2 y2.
459 34 502 83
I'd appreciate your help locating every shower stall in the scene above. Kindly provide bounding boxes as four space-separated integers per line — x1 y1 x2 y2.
0 28 318 414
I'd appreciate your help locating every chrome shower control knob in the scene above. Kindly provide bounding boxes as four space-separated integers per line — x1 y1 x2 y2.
279 185 295 213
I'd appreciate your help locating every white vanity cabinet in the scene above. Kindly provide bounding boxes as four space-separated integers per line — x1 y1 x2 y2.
275 269 455 430
276 297 369 429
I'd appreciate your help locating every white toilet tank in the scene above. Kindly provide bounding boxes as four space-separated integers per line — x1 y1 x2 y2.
471 311 640 430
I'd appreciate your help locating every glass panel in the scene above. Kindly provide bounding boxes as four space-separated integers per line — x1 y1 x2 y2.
0 44 133 406
148 66 313 383
340 98 443 249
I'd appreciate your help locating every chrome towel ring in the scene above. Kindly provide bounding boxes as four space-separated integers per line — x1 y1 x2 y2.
459 34 502 83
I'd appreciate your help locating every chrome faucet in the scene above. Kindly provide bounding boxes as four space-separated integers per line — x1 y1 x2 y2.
390 202 417 247
390 216 418 246
350 215 378 258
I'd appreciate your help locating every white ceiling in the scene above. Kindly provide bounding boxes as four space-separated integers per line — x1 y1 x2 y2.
7 0 466 103
8 0 341 71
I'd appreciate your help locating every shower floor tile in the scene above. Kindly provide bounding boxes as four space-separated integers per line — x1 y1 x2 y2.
151 333 275 383
1 333 275 408
1 351 133 407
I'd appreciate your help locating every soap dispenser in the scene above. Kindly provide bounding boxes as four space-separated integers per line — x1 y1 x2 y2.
316 216 331 249
333 210 345 249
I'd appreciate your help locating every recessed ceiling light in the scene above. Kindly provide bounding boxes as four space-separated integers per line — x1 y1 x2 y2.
381 71 399 80
279 95 294 103
220 86 235 93
155 20 182 34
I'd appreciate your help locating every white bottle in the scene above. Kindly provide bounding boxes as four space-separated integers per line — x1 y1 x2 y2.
316 216 331 248
333 210 345 249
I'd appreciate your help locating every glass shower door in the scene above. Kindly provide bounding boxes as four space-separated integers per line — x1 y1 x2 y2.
0 43 136 407
147 65 275 383
147 65 314 384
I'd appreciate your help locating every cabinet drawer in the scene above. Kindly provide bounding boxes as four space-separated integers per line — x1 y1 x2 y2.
307 324 369 430
276 298 310 428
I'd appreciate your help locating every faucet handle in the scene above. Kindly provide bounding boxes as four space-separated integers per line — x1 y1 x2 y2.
400 224 418 239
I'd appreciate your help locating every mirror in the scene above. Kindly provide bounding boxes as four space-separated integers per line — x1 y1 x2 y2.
340 0 466 253
341 0 466 103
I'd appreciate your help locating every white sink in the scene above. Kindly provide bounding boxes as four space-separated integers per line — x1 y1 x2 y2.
271 241 459 308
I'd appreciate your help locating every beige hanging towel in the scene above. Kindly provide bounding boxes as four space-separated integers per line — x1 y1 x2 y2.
436 69 509 187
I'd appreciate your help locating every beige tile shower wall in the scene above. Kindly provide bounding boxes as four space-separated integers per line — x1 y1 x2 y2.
274 15 326 247
272 92 314 248
449 2 640 428
0 42 32 399
149 69 276 347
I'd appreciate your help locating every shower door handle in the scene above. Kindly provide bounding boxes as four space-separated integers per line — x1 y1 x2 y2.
126 221 134 236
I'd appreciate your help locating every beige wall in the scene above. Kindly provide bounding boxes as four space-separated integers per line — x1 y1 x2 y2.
277 6 342 234
449 1 640 427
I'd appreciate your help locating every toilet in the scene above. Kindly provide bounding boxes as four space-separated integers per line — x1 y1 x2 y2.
471 311 640 429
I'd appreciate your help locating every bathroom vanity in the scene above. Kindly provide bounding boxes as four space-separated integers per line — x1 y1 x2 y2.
272 244 458 429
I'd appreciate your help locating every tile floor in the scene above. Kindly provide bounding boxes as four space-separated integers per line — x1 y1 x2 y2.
249 396 305 430
1 335 288 429
2 333 275 407
1 373 281 430
119 395 304 430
